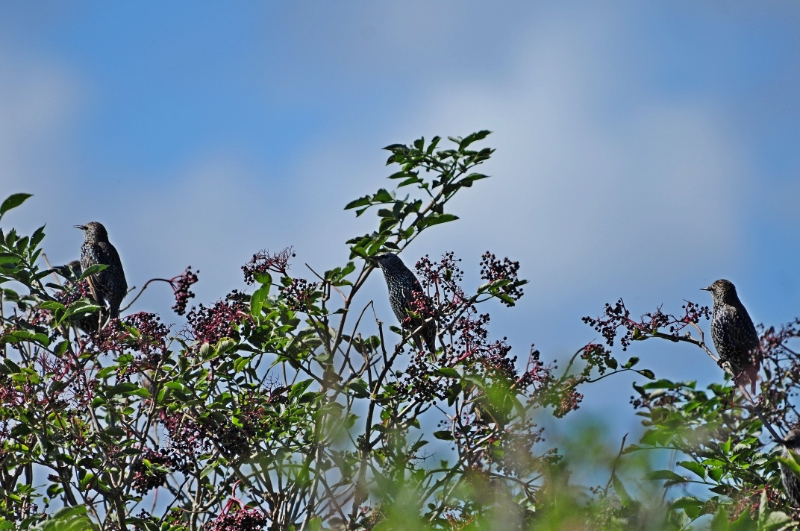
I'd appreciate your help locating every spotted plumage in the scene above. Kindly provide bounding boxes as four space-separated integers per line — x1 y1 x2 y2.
372 253 436 355
702 279 760 392
76 222 127 319
781 430 800 506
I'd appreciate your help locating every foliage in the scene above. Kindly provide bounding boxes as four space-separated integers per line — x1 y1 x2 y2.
0 133 797 531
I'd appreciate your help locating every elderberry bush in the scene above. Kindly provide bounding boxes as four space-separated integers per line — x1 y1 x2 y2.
0 133 797 531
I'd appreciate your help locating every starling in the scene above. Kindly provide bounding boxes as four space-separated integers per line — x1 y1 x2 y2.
76 222 127 320
701 279 760 392
781 430 800 506
371 253 436 355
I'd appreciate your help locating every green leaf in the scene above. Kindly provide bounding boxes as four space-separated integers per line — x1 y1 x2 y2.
670 497 704 519
418 213 459 229
720 438 731 454
373 189 393 203
63 301 103 322
39 301 66 312
199 463 216 478
623 356 640 368
433 430 453 441
710 507 730 531
216 338 237 354
233 356 250 373
708 467 724 482
642 379 679 390
729 507 757 531
0 193 32 217
645 470 685 483
0 253 19 266
79 472 95 490
347 379 370 399
344 195 371 210
611 474 634 508
777 454 800 476
458 130 491 151
108 383 139 396
30 225 46 248
77 264 108 281
759 510 790 531
0 330 50 347
290 379 314 398
255 272 272 285
457 173 489 187
250 283 270 317
434 368 460 378
30 505 99 531
677 460 706 479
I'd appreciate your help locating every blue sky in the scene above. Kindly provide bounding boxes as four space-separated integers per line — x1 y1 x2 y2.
2 1 800 444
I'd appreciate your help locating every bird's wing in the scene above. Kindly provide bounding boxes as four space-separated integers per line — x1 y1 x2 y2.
732 311 760 350
85 275 102 306
97 243 127 290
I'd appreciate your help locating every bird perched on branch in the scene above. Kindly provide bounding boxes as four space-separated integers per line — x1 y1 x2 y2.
371 253 436 356
780 430 800 506
701 279 760 393
76 222 127 320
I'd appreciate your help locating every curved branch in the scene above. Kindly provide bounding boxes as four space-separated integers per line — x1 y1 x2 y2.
120 278 173 312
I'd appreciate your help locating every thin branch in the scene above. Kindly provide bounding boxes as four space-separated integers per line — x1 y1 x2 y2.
120 277 174 312
603 433 628 497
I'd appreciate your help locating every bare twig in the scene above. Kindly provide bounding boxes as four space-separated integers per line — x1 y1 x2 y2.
120 277 174 312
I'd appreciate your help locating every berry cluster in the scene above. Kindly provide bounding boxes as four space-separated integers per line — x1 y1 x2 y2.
578 343 616 377
279 278 319 312
203 507 267 531
405 289 435 328
126 312 170 358
0 375 21 406
242 247 294 285
131 447 182 495
170 266 199 316
518 347 583 418
582 299 710 351
86 318 127 355
479 252 524 305
54 278 94 307
86 312 169 362
159 412 211 457
159 410 255 458
415 252 465 309
186 298 248 345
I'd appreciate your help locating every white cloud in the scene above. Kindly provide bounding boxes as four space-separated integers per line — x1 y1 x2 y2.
388 6 746 304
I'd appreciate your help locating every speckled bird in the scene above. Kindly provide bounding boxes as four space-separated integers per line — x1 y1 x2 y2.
781 430 800 506
76 222 127 320
372 253 436 355
701 279 760 392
